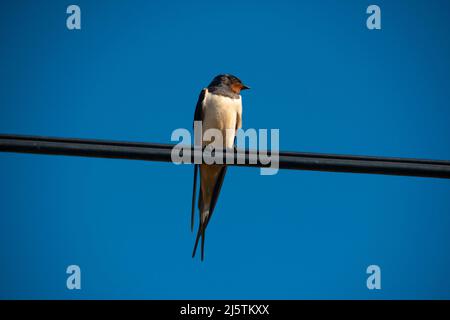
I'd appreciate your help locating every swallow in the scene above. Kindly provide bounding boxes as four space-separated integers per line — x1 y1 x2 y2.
191 74 250 261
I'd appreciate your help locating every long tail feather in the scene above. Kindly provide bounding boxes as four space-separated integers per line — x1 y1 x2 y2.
201 228 206 261
192 221 203 258
192 166 228 261
191 164 199 232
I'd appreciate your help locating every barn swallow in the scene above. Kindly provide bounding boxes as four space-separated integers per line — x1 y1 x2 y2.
191 74 250 261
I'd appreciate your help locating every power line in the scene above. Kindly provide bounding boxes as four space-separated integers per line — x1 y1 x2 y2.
1 134 449 179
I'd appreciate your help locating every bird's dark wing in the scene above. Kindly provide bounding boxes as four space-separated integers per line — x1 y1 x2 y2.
194 89 206 123
192 165 228 261
191 89 206 231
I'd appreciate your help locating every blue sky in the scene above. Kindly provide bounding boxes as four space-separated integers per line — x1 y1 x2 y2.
0 0 450 299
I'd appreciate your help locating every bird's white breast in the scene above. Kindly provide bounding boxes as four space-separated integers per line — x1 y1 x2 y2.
202 91 242 148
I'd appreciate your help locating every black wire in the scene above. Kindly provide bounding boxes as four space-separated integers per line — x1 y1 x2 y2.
1 134 449 179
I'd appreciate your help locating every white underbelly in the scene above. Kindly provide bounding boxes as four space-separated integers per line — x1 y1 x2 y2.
202 92 241 148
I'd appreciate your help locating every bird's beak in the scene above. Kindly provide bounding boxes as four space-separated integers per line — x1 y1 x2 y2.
241 84 250 90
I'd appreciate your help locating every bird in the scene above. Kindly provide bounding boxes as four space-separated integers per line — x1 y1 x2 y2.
191 74 250 261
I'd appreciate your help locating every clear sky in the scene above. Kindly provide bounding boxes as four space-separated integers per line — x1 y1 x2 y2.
0 0 450 299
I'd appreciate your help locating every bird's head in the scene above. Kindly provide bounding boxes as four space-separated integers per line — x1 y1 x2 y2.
209 74 250 95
